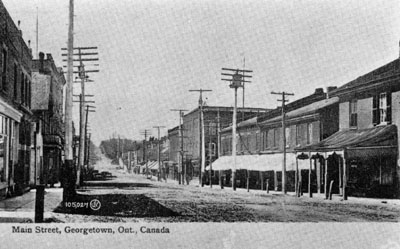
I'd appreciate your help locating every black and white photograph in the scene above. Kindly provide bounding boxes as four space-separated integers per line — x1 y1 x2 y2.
0 0 399 248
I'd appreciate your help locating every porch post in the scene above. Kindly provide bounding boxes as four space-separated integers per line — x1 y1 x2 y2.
295 157 299 197
308 158 312 198
343 157 347 200
316 158 321 194
324 157 328 199
260 171 264 191
274 170 278 191
339 157 342 195
219 170 223 189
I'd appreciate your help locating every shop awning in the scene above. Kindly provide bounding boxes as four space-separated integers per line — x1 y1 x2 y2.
147 161 159 169
295 125 398 158
208 153 309 171
43 135 63 146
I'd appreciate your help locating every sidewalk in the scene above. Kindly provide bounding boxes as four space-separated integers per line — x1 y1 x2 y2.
141 173 400 207
0 188 63 223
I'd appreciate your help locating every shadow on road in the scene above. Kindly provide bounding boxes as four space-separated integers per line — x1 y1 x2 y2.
54 193 179 218
82 181 155 190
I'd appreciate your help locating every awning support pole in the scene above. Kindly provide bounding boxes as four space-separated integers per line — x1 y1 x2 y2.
295 157 299 197
339 157 342 195
260 171 264 191
247 170 250 192
316 158 321 194
324 157 329 199
309 158 312 198
343 157 347 200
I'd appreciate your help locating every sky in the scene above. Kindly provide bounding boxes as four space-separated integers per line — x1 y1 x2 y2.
2 0 400 145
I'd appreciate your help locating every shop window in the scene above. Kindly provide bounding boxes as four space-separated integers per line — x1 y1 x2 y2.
0 115 9 183
349 99 357 127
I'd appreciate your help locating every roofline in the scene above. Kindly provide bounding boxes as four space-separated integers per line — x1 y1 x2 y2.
184 105 270 117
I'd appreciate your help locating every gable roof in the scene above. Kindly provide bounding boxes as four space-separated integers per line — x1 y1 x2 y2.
331 58 400 96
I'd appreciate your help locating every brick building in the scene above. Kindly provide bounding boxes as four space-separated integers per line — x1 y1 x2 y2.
31 52 65 186
297 57 400 198
216 88 339 191
0 1 34 197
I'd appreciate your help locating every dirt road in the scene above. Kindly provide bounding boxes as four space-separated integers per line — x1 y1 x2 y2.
55 156 400 222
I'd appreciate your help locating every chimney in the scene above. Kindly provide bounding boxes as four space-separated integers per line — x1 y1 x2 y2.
39 52 45 73
28 40 32 55
314 88 324 95
326 86 337 98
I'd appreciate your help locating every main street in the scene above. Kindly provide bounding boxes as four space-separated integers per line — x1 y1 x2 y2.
52 154 400 222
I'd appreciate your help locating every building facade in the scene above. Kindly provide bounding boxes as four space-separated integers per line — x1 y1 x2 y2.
297 58 400 198
31 52 65 187
217 88 339 191
0 1 34 197
181 106 268 179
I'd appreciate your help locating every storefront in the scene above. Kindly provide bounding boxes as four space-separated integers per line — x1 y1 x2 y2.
0 99 22 198
296 125 398 198
209 153 310 190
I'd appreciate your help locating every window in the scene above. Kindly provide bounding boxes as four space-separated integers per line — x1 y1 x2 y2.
13 64 18 98
349 99 358 127
373 92 391 125
27 79 31 108
1 49 7 90
21 75 25 106
379 93 387 124
0 115 9 183
273 128 280 148
285 127 290 148
209 122 216 135
262 131 268 150
28 80 32 109
307 123 313 144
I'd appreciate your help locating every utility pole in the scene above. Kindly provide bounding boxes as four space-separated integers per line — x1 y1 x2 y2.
62 45 99 188
72 94 95 185
84 105 95 167
221 68 252 191
63 0 75 202
153 126 165 182
242 57 246 121
86 133 92 166
171 109 188 185
189 89 212 187
217 109 224 189
271 91 294 194
140 130 151 179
